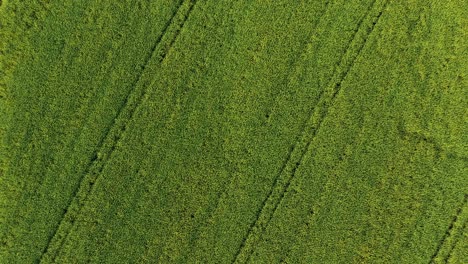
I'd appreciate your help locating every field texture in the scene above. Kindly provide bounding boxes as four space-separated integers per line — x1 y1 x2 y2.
1 0 467 263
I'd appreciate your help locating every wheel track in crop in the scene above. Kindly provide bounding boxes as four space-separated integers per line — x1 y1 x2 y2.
232 0 389 263
38 1 197 262
429 194 468 264
178 1 332 260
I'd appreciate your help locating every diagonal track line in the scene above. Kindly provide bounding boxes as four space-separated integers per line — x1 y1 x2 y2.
445 217 468 263
232 1 389 263
429 194 468 264
179 1 333 259
266 0 388 238
39 1 197 262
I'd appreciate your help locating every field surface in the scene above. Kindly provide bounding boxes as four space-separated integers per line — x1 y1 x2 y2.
1 0 467 263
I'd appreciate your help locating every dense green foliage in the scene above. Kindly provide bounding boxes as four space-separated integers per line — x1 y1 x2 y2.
1 0 467 263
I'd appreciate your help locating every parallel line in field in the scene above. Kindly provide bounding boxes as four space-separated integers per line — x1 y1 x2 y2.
281 116 370 263
267 0 389 240
231 143 296 263
38 1 196 262
0 0 91 242
446 216 468 263
232 1 388 263
183 2 333 260
227 1 334 261
33 0 140 209
429 194 468 264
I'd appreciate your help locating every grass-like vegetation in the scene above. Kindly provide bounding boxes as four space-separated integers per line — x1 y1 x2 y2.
1 0 467 263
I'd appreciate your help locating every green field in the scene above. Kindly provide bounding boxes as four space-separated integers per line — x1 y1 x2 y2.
1 0 467 263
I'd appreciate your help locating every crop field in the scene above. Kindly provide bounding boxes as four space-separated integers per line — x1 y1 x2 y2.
0 0 467 263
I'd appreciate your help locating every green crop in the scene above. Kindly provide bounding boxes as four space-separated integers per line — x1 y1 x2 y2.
1 0 466 263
